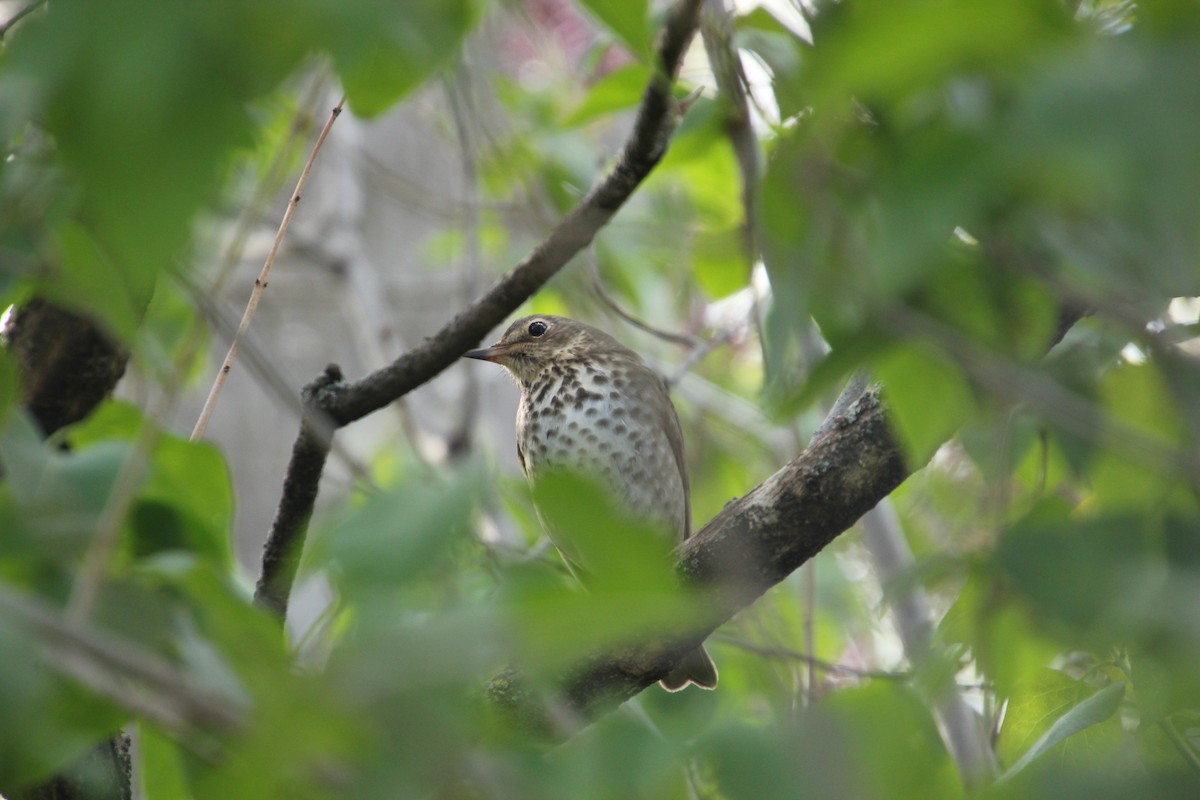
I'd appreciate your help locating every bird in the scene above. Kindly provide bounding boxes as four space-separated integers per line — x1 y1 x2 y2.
464 315 717 692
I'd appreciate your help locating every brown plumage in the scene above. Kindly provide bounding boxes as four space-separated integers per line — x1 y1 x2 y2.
465 315 717 692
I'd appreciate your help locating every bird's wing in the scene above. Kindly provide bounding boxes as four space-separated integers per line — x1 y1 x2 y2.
647 370 691 541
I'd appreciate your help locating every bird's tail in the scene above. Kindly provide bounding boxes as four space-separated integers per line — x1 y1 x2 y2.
659 645 718 692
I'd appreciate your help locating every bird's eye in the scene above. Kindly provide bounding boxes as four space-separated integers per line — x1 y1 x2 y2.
528 320 548 337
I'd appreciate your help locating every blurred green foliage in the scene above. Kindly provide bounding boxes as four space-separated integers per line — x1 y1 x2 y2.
2 0 1200 797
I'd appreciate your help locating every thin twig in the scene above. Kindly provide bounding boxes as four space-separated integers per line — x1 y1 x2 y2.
700 0 761 267
0 586 244 739
884 305 1200 483
445 62 484 459
1159 716 1200 776
589 248 698 347
209 72 328 294
191 95 347 441
667 326 732 385
65 427 156 625
587 244 738 384
182 277 376 489
58 83 337 614
862 501 998 786
802 562 818 701
711 634 909 681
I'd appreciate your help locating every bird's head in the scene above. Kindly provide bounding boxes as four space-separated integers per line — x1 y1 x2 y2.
464 315 624 388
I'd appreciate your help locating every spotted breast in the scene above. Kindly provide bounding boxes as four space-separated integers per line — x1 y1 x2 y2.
515 350 689 544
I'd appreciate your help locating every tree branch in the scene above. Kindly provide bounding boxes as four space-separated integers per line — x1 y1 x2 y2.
488 384 908 726
700 0 761 266
861 500 997 786
256 0 706 618
488 308 1090 732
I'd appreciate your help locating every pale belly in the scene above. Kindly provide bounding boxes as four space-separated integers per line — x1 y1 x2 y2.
516 369 687 543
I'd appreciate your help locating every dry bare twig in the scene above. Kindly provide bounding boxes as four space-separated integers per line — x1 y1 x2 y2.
191 95 347 441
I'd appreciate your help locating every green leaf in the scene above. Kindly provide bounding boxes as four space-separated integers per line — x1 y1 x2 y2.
0 348 17 432
314 468 482 592
657 102 744 225
999 668 1111 767
137 723 191 800
501 470 702 675
48 222 143 343
525 469 676 581
807 0 1069 112
995 495 1200 720
874 342 975 465
997 500 1122 633
999 41 1200 303
1000 680 1125 781
5 0 270 309
822 683 961 799
57 399 144 446
127 556 359 800
61 401 234 567
914 252 1059 360
132 561 358 799
575 0 652 60
1086 361 1186 509
546 711 690 798
0 411 130 561
330 0 480 117
134 436 233 567
136 556 287 689
759 125 874 346
692 226 750 299
0 617 127 789
563 63 651 126
701 683 958 800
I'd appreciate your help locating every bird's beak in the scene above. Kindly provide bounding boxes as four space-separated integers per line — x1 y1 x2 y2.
463 342 512 362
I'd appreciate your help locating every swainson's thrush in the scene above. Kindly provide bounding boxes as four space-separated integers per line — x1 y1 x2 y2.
465 315 717 691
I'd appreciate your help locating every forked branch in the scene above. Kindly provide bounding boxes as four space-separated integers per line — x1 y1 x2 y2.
257 0 706 617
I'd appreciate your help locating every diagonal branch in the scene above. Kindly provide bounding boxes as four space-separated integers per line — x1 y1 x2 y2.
486 384 908 727
488 309 1089 733
490 300 1093 731
256 0 706 618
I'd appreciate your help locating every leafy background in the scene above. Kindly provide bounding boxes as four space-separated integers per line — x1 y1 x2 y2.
2 0 1199 797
